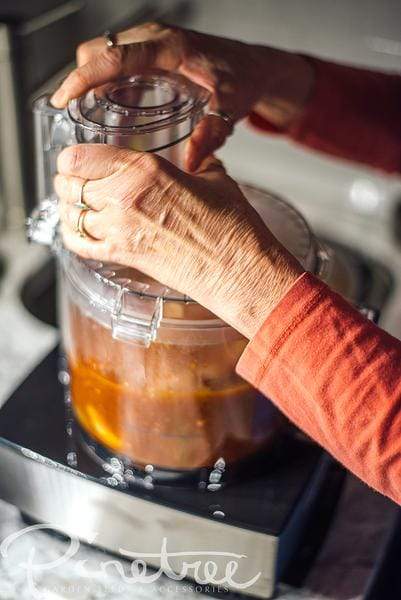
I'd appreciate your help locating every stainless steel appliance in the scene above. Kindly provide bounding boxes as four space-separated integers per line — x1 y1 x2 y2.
28 71 314 482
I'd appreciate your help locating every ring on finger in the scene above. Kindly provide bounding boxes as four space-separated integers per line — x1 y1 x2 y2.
103 30 118 48
207 109 235 131
74 179 89 210
75 207 91 238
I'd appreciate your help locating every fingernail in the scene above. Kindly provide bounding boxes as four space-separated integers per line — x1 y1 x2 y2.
50 89 66 108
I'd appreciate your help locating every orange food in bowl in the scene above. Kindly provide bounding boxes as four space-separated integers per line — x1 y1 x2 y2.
67 300 280 471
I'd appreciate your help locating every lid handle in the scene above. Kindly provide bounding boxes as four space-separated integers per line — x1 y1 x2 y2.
30 95 76 246
111 288 163 347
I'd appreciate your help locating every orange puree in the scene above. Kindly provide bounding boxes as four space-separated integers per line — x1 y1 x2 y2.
67 301 279 470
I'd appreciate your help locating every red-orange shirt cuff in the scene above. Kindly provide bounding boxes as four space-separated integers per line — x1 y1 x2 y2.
236 271 326 387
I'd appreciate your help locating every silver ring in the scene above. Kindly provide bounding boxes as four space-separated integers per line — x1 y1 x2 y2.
207 109 235 130
103 30 117 48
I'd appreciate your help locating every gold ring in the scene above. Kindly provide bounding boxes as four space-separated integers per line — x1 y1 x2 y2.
74 180 88 210
76 207 90 238
207 109 234 130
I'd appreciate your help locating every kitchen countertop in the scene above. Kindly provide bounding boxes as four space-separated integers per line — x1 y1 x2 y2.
1 120 401 598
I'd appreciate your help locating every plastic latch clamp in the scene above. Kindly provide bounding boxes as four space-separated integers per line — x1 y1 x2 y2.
111 287 163 347
26 198 59 247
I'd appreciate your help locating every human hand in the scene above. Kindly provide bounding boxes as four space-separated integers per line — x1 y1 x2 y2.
51 22 314 171
55 144 303 338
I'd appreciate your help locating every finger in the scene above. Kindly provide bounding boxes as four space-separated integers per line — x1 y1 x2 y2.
59 200 105 241
185 110 234 172
195 155 226 175
76 23 173 66
61 222 108 260
57 144 135 179
54 174 107 211
51 35 182 108
76 37 105 66
195 156 231 187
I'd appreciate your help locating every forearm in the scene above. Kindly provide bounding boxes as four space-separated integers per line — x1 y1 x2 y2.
217 246 304 339
251 47 315 128
252 53 401 174
237 273 401 505
191 225 305 340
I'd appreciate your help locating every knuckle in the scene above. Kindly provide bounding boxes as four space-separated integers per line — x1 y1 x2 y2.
69 146 84 173
105 238 120 261
141 22 178 42
58 145 84 174
55 174 71 199
81 240 99 260
143 152 161 171
132 152 161 175
142 21 164 33
66 207 76 229
60 204 71 227
101 47 123 70
76 42 91 63
161 25 175 38
69 68 91 90
170 26 185 44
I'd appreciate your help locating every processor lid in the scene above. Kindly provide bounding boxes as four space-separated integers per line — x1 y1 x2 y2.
67 70 210 138
29 72 210 246
240 184 317 271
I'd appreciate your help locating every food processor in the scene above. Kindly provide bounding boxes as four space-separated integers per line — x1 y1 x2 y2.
27 69 331 482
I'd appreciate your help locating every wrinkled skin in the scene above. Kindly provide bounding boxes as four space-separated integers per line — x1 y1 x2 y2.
51 22 314 171
56 145 303 338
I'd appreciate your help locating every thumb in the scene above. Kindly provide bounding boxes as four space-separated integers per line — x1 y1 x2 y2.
51 37 181 108
185 97 235 172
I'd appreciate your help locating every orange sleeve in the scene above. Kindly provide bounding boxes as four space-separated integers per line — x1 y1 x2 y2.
250 57 401 174
237 272 401 505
